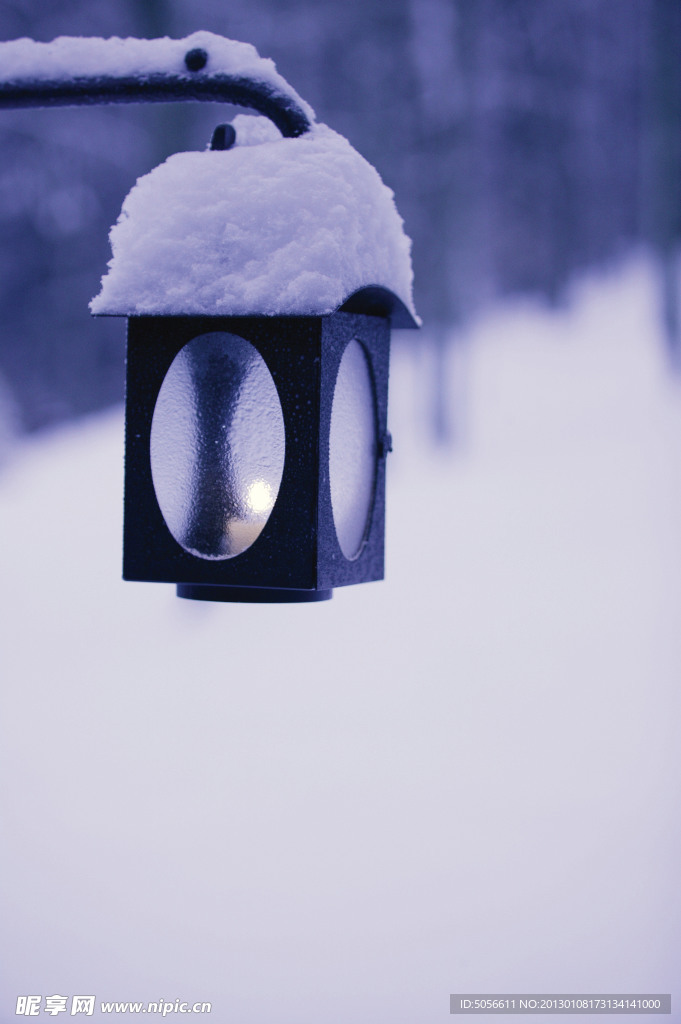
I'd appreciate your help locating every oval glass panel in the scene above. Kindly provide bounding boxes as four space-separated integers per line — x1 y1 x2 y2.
150 332 285 560
329 338 377 559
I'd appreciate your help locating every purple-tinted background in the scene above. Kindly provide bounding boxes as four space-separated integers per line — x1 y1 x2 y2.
0 3 680 1022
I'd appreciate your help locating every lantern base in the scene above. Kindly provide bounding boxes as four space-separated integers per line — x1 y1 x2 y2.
176 584 333 604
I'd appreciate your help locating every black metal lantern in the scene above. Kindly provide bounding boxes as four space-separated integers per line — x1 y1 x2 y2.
123 303 402 603
0 32 418 602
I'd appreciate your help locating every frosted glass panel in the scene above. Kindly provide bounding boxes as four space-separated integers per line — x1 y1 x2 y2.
329 339 377 559
150 332 285 560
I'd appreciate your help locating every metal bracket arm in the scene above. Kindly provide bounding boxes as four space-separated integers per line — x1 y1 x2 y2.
0 37 312 138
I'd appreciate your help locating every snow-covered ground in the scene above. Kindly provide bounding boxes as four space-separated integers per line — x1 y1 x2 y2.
1 257 680 1022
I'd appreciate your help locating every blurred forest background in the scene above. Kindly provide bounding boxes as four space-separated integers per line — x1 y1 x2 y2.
0 0 680 438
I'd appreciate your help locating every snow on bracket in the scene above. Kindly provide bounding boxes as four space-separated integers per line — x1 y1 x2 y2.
0 31 416 324
0 31 314 137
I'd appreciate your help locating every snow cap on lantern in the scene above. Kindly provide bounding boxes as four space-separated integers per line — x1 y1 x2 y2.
90 115 418 327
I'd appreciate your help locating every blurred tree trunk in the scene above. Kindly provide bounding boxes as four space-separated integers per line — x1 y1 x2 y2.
128 0 198 161
646 0 681 367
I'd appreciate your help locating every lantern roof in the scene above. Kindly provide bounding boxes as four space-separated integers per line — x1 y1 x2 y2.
90 115 419 327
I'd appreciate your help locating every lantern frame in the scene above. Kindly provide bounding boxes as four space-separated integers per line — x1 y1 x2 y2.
123 310 391 601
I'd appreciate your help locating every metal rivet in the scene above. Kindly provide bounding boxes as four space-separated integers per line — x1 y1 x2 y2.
184 48 208 72
378 432 393 459
210 123 236 151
